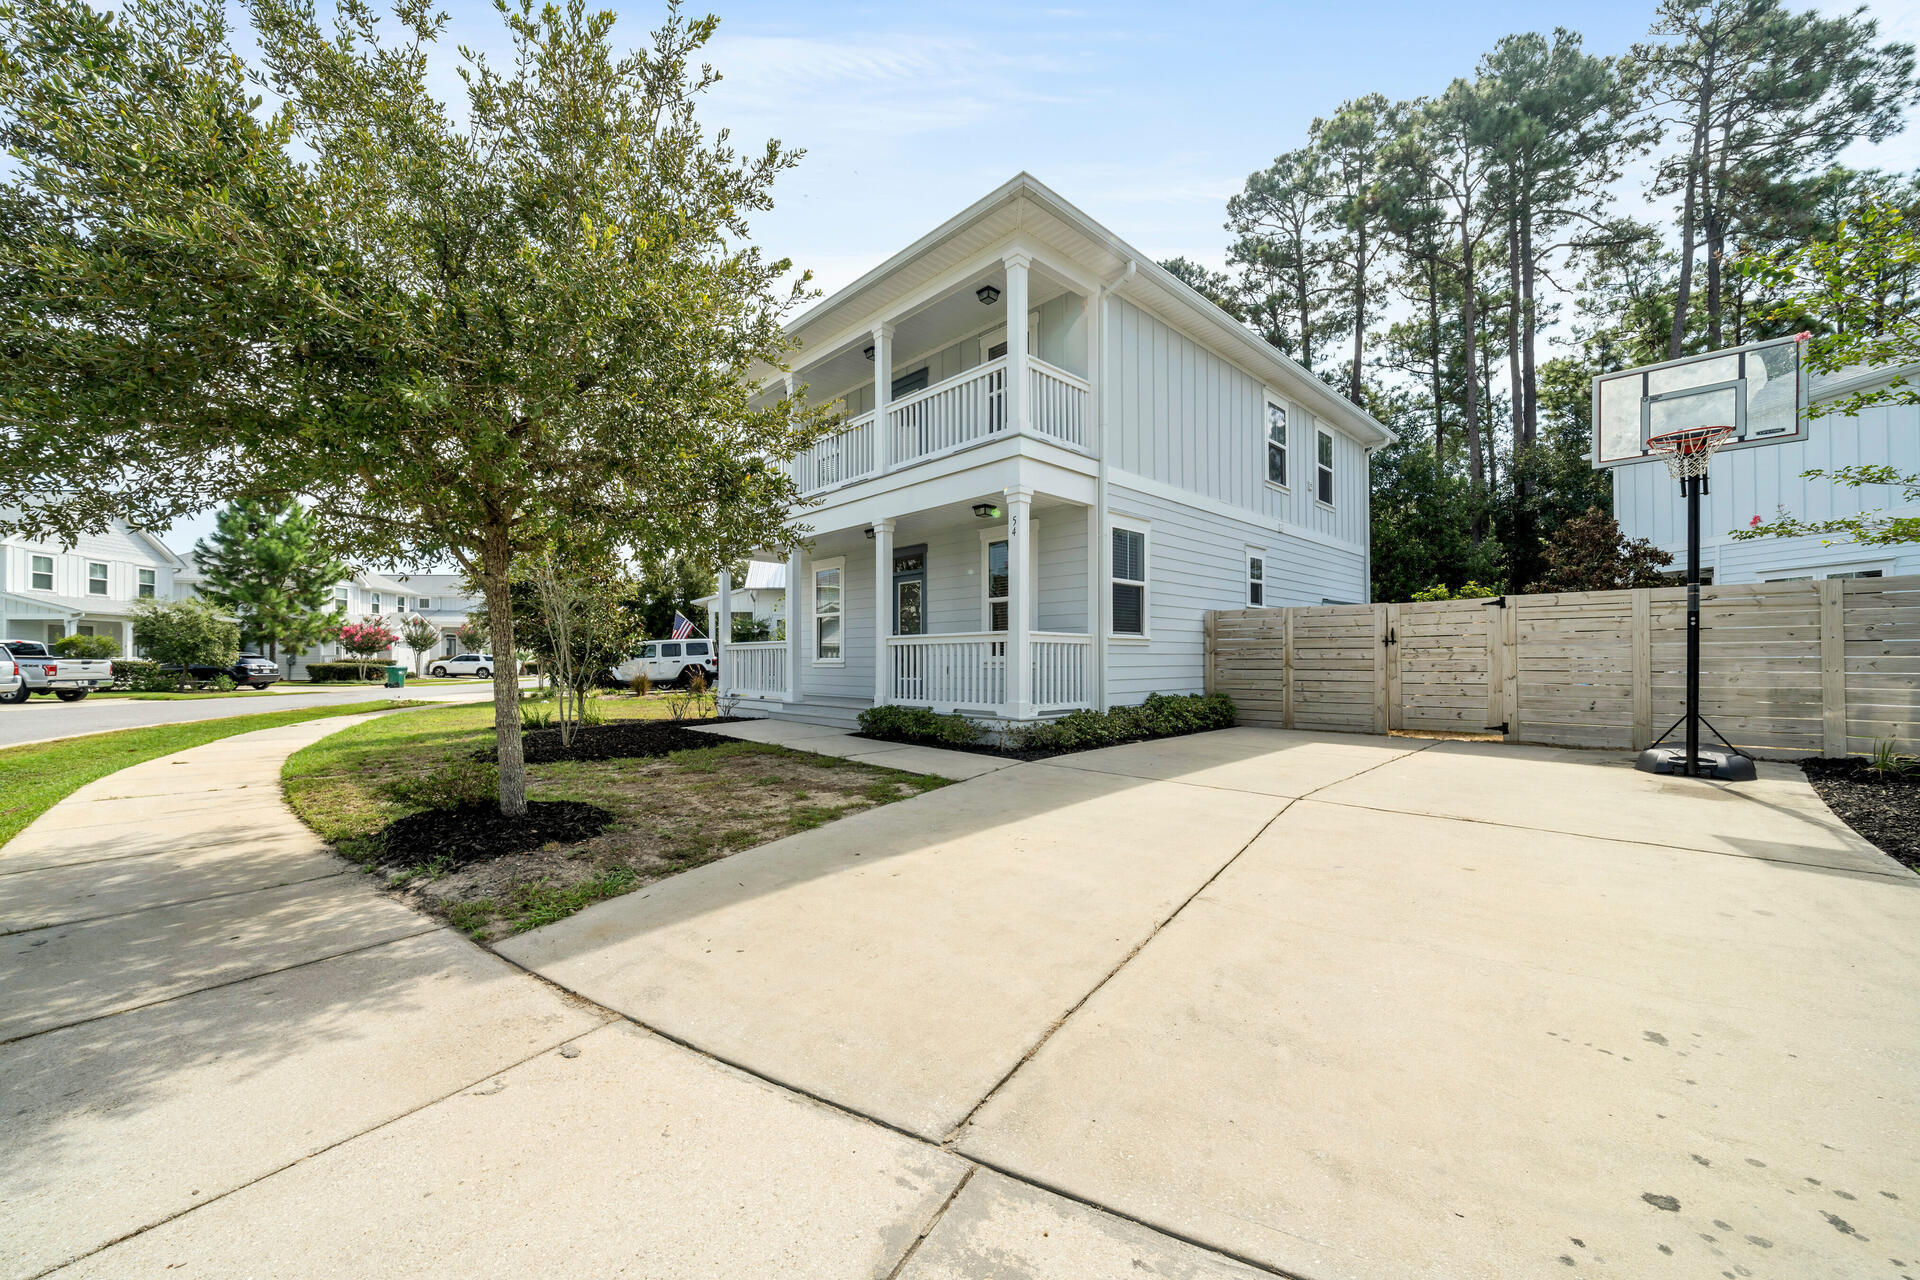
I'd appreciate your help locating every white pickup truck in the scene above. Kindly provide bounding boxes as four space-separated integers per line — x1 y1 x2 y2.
0 640 114 702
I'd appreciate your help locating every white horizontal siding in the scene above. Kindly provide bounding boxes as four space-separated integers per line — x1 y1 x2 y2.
1105 482 1366 704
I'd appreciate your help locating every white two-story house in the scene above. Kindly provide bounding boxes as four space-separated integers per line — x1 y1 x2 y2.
714 174 1391 728
1613 359 1920 584
0 515 186 653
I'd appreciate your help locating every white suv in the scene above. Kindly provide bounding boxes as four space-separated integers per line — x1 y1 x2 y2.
428 652 497 678
611 639 717 687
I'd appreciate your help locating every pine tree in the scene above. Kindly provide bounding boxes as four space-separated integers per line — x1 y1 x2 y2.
192 499 347 664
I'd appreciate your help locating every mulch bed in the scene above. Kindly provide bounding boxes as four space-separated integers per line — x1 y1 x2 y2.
374 800 616 869
477 717 743 765
1800 757 1920 871
852 732 1062 763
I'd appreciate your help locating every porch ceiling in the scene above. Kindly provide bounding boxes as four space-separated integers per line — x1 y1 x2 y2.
806 492 1086 556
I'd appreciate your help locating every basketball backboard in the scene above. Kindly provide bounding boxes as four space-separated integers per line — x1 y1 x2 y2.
1591 335 1808 469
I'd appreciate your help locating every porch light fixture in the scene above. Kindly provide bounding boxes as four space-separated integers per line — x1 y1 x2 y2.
863 527 875 539
972 503 1000 520
863 345 874 361
976 285 1001 305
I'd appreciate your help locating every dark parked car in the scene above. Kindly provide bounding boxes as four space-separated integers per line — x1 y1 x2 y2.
160 653 280 690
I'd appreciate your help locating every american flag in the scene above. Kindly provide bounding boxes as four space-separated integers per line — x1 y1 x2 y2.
670 612 698 640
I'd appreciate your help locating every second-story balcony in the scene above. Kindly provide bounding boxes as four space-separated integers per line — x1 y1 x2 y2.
776 251 1094 500
791 357 1089 495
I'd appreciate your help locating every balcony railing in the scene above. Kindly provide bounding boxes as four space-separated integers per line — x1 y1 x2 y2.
888 357 1007 464
1029 359 1090 450
885 631 1091 715
791 355 1094 498
724 641 788 698
792 412 876 494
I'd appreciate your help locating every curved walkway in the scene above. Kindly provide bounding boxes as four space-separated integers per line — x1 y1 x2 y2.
3 717 1916 1280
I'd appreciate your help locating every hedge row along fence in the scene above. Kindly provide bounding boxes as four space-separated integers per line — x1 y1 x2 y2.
1205 575 1920 758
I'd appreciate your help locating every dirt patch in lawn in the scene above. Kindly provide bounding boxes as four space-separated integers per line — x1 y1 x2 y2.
286 704 949 943
1800 758 1920 871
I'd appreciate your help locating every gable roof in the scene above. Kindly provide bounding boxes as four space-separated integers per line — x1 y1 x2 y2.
775 173 1393 449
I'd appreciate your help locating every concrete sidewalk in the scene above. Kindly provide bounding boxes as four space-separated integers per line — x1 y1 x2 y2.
4 711 1251 1279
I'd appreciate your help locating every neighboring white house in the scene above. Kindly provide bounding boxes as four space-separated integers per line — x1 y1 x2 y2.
0 515 186 653
695 562 787 642
1613 360 1920 584
713 173 1392 729
178 567 481 676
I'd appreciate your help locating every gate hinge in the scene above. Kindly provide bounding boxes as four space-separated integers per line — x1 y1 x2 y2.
1382 627 1396 646
1487 596 1509 608
1487 722 1509 734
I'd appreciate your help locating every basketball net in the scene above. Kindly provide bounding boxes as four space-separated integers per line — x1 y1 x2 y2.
1647 424 1735 483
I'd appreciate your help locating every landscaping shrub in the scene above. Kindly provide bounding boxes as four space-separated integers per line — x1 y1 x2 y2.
109 659 174 692
858 704 983 748
307 660 384 682
1010 692 1235 753
52 633 118 659
386 758 501 809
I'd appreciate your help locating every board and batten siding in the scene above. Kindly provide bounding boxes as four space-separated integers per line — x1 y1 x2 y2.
1103 298 1370 547
1107 481 1366 703
1613 398 1920 580
0 522 177 602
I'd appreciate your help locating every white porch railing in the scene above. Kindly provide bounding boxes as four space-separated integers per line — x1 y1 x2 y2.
885 631 1092 715
793 411 876 494
724 641 788 698
1031 632 1092 710
1029 359 1090 450
888 358 1007 465
887 633 1007 709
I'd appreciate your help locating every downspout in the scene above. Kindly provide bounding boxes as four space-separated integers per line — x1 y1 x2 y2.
1093 259 1135 712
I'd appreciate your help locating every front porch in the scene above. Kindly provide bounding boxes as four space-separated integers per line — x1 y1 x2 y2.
716 485 1105 724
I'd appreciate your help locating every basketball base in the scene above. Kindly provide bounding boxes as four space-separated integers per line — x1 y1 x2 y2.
1634 746 1758 782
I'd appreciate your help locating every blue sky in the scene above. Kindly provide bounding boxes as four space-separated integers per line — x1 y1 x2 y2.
156 0 1920 555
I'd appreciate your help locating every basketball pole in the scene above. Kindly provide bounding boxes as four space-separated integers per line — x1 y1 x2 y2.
1684 469 1703 775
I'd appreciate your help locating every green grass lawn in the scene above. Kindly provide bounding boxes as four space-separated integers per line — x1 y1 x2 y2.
0 699 419 848
283 693 946 941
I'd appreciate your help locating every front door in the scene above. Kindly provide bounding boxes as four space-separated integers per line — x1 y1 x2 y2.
893 545 927 636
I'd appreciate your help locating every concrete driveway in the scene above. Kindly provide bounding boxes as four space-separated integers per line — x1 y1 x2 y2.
6 721 1915 1279
501 728 1920 1280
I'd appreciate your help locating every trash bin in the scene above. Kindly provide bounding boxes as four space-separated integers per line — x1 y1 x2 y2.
384 665 407 689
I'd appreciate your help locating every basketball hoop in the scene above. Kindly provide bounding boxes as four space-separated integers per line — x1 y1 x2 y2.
1647 424 1735 482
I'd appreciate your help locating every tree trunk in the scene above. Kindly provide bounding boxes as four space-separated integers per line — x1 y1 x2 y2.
1519 204 1538 451
479 532 528 817
1667 106 1710 359
1427 251 1444 457
1459 223 1485 525
1704 124 1730 350
1506 210 1524 451
1350 222 1367 406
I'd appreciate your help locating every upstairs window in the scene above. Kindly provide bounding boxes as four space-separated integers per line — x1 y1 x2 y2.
1266 401 1288 488
138 569 156 598
1316 429 1335 506
1111 524 1148 637
87 562 108 595
30 555 52 591
369 593 381 613
1247 553 1265 607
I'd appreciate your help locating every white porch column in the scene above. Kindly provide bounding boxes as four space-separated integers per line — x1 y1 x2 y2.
784 547 803 701
1003 252 1031 436
715 568 733 694
872 519 895 707
872 324 894 473
1005 486 1034 720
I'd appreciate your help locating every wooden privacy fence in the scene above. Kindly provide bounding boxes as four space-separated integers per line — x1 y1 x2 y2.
1205 575 1920 757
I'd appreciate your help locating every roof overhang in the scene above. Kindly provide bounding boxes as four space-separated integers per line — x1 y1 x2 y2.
760 173 1393 449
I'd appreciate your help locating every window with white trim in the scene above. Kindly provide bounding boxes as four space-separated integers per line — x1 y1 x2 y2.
30 554 52 590
87 562 108 595
369 593 381 613
1316 429 1335 506
1265 400 1288 488
138 568 156 598
812 557 844 663
1247 552 1265 607
984 538 1009 632
1111 523 1147 637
